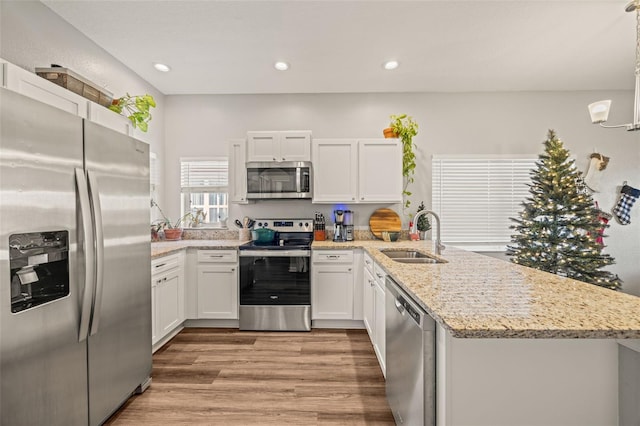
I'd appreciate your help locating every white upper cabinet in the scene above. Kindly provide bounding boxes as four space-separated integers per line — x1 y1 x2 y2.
2 61 88 118
312 138 402 204
1 59 135 137
87 101 133 136
312 139 358 203
357 139 402 203
229 139 249 204
247 130 311 162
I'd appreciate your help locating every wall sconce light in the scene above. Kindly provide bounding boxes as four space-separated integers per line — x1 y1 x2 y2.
588 1 640 131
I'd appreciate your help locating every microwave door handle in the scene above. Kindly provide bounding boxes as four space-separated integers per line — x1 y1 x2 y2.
75 168 95 342
87 170 105 336
296 167 301 193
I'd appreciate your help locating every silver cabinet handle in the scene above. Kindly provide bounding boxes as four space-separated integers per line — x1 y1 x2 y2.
88 170 104 337
76 168 94 343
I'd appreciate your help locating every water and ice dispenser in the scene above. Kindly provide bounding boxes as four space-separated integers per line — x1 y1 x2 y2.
9 231 70 313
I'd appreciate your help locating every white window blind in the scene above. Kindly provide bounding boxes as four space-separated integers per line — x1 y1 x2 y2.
431 155 537 251
180 158 228 192
180 158 229 225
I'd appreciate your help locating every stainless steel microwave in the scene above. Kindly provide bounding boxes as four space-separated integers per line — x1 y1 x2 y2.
246 161 312 199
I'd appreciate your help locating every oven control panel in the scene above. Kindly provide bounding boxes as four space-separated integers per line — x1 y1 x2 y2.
254 218 313 233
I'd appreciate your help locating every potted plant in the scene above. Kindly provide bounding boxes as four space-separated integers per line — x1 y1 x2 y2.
415 201 431 240
109 93 156 132
151 199 192 241
386 114 418 212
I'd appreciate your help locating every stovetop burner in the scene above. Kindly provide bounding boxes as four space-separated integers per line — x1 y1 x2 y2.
239 218 314 251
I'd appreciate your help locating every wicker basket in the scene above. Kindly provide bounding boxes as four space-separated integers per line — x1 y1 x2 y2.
35 66 113 107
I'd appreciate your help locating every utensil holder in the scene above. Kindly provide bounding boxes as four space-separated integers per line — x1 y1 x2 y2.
239 229 251 241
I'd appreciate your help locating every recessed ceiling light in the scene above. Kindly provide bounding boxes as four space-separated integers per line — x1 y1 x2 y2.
383 60 399 70
274 61 289 71
153 63 171 72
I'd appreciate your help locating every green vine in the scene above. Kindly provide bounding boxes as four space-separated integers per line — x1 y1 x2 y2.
389 114 418 212
109 93 156 132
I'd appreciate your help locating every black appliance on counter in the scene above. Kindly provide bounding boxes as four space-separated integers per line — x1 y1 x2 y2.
238 218 313 331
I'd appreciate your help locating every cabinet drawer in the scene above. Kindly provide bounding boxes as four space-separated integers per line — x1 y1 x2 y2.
312 250 354 263
373 262 386 284
152 254 181 276
197 250 238 263
363 252 374 273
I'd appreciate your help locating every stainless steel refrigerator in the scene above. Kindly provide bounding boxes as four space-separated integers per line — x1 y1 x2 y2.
0 87 152 425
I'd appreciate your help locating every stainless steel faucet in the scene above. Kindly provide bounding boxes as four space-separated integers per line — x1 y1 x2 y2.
411 210 445 255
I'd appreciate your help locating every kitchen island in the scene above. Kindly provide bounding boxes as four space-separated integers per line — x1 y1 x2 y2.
313 239 640 426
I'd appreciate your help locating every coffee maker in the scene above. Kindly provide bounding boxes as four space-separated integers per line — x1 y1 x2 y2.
333 210 346 242
344 210 354 241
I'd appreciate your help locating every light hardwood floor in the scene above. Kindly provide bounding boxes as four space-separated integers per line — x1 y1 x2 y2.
106 328 395 425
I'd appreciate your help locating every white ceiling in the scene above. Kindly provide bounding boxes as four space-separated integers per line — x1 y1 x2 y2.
43 0 636 95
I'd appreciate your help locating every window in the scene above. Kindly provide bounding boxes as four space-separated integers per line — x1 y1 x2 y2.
180 158 229 225
431 155 537 252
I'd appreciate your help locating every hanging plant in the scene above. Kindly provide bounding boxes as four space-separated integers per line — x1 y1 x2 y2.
389 114 419 211
109 93 156 132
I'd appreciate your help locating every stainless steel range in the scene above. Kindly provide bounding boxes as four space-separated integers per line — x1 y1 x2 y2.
239 218 313 331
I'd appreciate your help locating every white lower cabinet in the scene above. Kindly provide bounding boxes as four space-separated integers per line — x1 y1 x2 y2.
363 251 386 376
151 253 185 348
311 250 355 320
196 250 239 319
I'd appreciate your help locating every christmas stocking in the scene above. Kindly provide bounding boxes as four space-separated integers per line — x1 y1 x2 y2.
594 203 611 245
612 184 640 225
583 153 609 192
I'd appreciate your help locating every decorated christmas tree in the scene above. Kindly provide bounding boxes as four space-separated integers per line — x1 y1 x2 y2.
507 130 622 290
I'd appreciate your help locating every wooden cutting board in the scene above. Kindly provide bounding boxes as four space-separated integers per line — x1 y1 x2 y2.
369 208 402 239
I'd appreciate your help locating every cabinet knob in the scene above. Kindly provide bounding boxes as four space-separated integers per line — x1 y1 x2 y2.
352 197 355 201
361 197 364 200
231 268 235 271
273 157 277 161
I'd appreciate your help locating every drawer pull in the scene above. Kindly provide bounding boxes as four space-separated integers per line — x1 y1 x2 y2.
327 255 340 259
154 263 166 268
376 273 383 279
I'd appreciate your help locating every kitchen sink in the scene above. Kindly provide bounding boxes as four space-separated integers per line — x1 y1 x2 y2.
381 250 447 264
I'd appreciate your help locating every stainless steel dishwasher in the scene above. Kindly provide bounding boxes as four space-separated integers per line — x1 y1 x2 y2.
385 276 435 426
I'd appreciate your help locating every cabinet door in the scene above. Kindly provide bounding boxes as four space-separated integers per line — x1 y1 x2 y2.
157 271 181 336
280 130 311 161
311 139 358 203
87 101 132 136
151 279 158 345
358 139 402 203
373 281 386 376
229 139 249 203
197 265 238 319
311 265 354 320
247 131 280 162
363 267 375 337
4 62 88 118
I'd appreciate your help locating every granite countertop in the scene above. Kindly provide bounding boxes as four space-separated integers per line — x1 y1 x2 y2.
151 239 249 258
313 240 640 339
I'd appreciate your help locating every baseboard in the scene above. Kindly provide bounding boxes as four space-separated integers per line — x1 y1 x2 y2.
152 324 184 353
184 319 240 328
312 319 366 329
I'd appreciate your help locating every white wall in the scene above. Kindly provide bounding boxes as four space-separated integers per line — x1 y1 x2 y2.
0 0 167 210
165 92 640 295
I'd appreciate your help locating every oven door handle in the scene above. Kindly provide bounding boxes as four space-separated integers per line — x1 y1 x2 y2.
240 250 310 257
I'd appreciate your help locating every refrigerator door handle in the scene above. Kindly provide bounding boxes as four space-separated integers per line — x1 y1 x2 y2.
88 170 105 336
76 168 95 342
